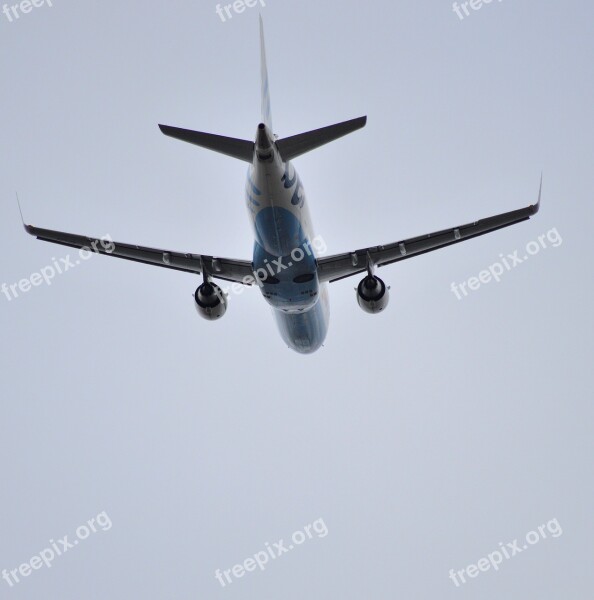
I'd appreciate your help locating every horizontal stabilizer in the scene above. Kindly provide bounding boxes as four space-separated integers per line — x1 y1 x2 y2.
276 116 367 161
159 124 254 162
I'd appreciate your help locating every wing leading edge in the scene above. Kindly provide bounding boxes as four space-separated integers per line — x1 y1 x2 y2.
23 224 255 285
317 179 542 283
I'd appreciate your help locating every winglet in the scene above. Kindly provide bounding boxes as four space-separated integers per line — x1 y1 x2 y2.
532 173 543 214
16 192 35 234
16 192 24 224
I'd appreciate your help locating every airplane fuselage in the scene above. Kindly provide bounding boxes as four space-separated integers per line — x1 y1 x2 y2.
245 123 330 353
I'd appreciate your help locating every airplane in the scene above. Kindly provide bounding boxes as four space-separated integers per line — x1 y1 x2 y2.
22 16 541 354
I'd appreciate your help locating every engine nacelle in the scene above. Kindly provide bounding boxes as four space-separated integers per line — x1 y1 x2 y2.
194 282 227 320
356 275 389 314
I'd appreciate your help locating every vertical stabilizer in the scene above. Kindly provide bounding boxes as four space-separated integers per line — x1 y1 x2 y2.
260 15 273 133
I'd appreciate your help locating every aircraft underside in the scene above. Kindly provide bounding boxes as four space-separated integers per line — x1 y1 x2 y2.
21 16 541 354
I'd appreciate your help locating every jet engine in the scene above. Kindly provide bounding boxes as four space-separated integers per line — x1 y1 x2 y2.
356 275 389 314
194 282 227 320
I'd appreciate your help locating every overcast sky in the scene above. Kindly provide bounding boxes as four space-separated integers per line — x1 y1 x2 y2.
1 0 592 598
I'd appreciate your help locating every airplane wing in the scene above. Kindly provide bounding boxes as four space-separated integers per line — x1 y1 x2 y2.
317 181 542 283
23 224 255 285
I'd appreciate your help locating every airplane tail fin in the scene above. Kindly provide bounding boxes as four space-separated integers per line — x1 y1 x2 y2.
158 18 366 163
260 15 273 133
258 16 366 160
157 18 271 163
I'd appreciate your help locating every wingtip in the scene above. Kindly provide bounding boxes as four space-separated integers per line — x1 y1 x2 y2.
158 124 176 137
15 192 34 233
533 173 543 214
16 192 24 223
16 193 42 236
527 174 543 216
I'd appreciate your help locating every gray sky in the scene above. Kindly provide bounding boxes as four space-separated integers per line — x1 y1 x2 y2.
1 0 592 598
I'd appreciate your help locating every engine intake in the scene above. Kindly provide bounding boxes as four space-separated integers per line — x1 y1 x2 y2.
356 275 389 314
194 282 227 320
